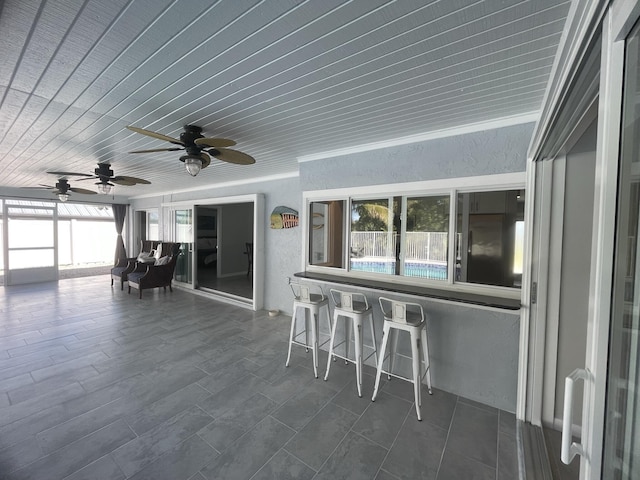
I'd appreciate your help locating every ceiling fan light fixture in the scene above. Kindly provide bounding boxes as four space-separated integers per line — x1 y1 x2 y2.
58 193 69 202
184 157 202 176
97 183 112 194
129 125 251 171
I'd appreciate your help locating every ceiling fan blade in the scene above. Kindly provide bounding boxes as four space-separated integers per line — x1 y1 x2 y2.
209 148 256 165
112 175 151 185
69 187 97 195
129 147 183 154
23 184 55 189
109 177 144 187
194 137 237 148
76 176 98 182
126 126 184 145
46 171 93 177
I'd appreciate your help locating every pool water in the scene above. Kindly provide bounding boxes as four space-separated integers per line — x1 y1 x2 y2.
350 260 447 280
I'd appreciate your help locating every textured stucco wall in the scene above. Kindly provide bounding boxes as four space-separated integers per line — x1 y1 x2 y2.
423 299 520 410
301 123 533 190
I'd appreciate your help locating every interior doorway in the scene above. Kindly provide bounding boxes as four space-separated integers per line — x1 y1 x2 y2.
195 202 254 301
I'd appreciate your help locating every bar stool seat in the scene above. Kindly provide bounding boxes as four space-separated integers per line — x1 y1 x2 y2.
285 279 331 378
372 297 432 420
324 289 378 397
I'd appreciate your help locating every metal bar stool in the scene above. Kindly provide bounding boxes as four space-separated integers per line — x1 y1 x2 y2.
372 297 432 420
324 289 378 397
285 279 331 378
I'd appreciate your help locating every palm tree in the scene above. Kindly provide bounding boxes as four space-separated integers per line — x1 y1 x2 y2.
351 199 392 231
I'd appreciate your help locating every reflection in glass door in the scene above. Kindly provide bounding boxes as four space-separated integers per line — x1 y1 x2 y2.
4 200 57 285
602 18 640 479
172 208 193 285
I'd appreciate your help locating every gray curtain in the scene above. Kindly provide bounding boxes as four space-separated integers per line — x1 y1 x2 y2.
112 204 127 265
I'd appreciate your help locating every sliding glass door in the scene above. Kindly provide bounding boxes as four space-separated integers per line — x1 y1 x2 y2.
567 3 640 477
601 15 640 478
161 194 264 310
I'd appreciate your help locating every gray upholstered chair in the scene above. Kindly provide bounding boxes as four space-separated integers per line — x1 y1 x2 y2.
110 240 161 290
127 242 181 298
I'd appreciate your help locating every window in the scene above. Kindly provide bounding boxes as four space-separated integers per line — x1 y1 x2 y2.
57 203 116 268
350 197 398 274
147 210 159 240
1 200 116 270
404 195 450 280
136 209 159 245
349 195 450 280
305 178 525 293
455 190 524 288
309 200 345 268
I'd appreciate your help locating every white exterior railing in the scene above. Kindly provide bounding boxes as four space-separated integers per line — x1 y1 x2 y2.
350 231 448 263
350 231 396 259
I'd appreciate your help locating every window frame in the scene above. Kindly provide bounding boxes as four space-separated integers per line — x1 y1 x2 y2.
302 172 525 299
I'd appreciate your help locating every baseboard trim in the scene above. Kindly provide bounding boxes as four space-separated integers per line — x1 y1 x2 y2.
518 420 553 480
173 283 253 309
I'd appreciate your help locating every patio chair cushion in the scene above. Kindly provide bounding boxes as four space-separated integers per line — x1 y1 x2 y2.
155 255 170 266
136 251 156 264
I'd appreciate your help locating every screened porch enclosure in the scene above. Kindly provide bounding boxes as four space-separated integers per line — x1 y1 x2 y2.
0 199 117 283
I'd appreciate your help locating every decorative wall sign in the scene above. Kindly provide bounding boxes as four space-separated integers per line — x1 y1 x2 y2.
270 206 299 229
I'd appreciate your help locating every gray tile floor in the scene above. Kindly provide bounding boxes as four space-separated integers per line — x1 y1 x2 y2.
544 427 579 480
196 268 253 300
0 275 518 480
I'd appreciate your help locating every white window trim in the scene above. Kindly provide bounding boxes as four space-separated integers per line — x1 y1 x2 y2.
302 172 526 300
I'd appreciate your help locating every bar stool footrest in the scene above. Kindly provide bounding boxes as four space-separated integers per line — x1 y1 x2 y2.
329 342 377 364
290 339 313 349
363 350 376 363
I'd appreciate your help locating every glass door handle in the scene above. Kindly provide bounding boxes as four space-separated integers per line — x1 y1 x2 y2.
561 368 589 464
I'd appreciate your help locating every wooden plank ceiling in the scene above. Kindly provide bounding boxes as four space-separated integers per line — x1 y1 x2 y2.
0 0 571 199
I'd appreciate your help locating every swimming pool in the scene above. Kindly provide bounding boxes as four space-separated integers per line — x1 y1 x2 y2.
350 259 447 280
